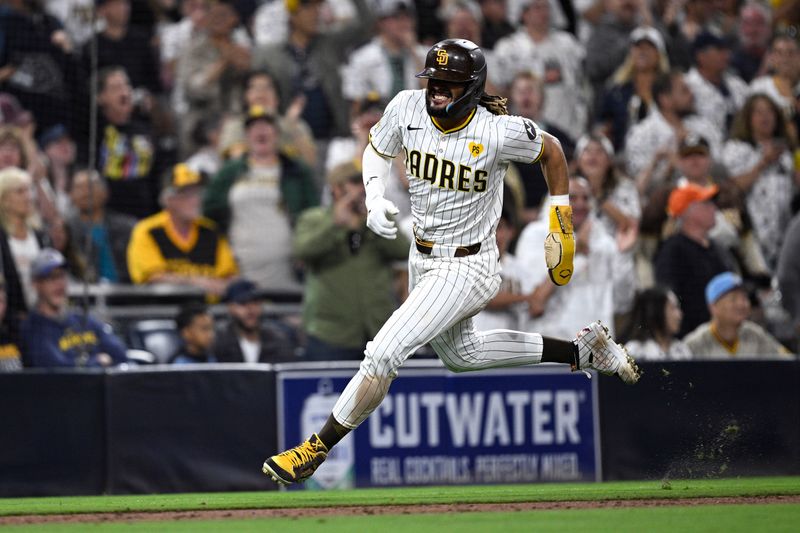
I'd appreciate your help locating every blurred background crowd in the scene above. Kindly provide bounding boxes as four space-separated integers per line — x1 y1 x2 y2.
0 0 798 371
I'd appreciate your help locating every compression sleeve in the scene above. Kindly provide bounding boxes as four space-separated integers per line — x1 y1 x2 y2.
362 143 394 204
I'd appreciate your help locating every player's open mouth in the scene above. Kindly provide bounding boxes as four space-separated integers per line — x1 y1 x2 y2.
428 87 453 106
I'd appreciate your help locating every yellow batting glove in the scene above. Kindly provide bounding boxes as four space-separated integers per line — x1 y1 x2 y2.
544 205 575 286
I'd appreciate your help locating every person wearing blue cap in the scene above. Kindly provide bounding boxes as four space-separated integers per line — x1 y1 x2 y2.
20 248 128 368
683 272 792 359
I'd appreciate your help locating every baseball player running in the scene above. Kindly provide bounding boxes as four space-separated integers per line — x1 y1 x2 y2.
263 39 640 486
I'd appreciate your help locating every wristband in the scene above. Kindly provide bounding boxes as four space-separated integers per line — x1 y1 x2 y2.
550 194 569 206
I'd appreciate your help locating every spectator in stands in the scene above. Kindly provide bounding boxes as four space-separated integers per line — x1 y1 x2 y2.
218 70 317 167
493 0 588 140
0 125 56 223
684 272 792 358
573 133 640 237
685 30 749 134
473 207 527 331
294 162 409 360
777 210 800 340
127 163 237 296
507 71 575 221
625 70 721 195
169 303 217 364
251 0 372 140
325 94 410 220
730 2 772 83
175 0 251 156
21 248 127 368
442 2 499 88
0 275 22 371
623 286 692 361
0 167 43 307
204 106 317 291
0 0 78 132
342 0 425 106
597 26 670 150
86 66 158 219
67 170 136 283
478 0 515 49
87 0 161 95
722 94 798 270
749 34 800 136
585 0 649 97
214 278 295 363
39 124 76 217
517 177 637 338
184 113 224 178
655 183 731 337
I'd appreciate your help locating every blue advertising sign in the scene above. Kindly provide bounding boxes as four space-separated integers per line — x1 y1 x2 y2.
277 367 600 489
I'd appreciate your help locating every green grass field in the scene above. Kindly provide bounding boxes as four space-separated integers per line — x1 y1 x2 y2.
1 477 798 532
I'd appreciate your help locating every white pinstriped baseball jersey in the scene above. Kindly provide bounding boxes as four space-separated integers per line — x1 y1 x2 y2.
369 90 544 247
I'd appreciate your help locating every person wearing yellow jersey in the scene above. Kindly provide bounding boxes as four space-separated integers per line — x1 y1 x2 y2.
127 164 237 297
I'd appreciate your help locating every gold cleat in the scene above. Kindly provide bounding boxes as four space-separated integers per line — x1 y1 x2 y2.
262 433 329 485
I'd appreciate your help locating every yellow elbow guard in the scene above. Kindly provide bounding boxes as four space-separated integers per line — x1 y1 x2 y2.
544 205 575 286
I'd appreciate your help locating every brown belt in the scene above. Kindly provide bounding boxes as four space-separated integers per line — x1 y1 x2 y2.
414 235 481 257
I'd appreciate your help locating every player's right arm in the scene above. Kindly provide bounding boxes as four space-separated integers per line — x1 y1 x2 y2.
362 92 406 240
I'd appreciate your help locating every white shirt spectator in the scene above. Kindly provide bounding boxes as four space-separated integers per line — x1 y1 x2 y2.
624 108 722 190
493 29 589 140
473 253 528 331
749 75 800 120
341 38 427 102
684 67 749 134
45 0 94 48
516 214 634 339
252 0 357 47
596 177 641 238
721 139 796 268
624 338 693 361
162 19 250 115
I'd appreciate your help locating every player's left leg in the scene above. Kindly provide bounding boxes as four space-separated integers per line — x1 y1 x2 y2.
430 317 640 383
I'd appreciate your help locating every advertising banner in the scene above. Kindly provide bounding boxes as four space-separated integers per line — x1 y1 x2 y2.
277 367 600 489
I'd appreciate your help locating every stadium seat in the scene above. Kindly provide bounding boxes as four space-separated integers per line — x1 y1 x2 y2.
127 320 181 365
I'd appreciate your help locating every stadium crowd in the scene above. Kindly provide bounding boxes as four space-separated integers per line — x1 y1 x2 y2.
0 0 798 370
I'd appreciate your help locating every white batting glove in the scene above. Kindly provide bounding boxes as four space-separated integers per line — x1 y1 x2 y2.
366 197 399 239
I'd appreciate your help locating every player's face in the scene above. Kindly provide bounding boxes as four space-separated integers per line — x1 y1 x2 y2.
425 79 467 118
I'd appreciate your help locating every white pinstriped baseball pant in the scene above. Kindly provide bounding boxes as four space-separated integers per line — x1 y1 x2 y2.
332 244 545 429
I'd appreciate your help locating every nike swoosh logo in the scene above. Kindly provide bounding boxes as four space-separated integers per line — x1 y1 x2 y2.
407 125 423 131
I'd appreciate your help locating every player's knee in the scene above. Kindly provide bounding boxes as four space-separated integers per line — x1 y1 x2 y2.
360 342 399 378
439 356 471 373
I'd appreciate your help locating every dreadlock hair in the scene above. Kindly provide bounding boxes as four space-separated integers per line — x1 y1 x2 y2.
479 92 508 115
